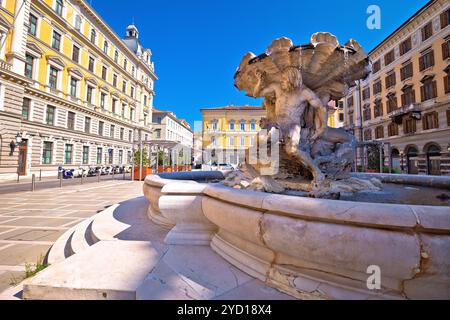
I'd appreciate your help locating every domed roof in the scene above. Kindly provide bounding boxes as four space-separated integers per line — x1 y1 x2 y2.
126 24 138 32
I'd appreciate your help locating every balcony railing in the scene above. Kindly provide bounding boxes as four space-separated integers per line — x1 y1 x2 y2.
389 103 420 118
0 60 12 71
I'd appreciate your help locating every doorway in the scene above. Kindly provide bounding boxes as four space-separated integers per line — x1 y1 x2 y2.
17 140 28 176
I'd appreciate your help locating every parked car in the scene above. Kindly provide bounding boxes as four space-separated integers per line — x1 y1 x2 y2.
218 163 235 171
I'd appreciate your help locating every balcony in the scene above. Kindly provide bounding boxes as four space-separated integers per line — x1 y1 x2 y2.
389 103 421 124
0 60 12 71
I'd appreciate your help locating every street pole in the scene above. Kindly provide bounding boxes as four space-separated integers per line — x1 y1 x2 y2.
31 174 36 192
139 139 143 181
379 143 384 174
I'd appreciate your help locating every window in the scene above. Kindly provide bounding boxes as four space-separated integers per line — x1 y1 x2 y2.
374 100 383 118
421 78 437 102
90 29 96 44
421 22 433 41
114 50 119 63
447 110 450 126
373 80 382 95
384 50 395 66
128 130 133 142
130 108 135 121
211 120 218 131
399 37 412 56
362 86 370 100
103 41 108 54
22 98 30 120
401 86 416 106
100 93 106 108
400 61 413 81
240 136 245 146
55 0 63 16
110 125 115 138
46 106 55 125
229 121 235 131
122 81 127 93
52 31 61 50
372 60 381 73
403 118 416 134
250 121 256 131
363 106 371 121
82 146 89 165
96 147 102 164
29 14 37 36
49 67 58 89
339 113 344 122
120 128 124 140
385 71 396 89
64 144 73 164
388 123 398 137
442 38 450 60
375 126 384 139
84 117 91 133
130 87 135 98
144 95 148 106
88 57 95 72
387 94 398 113
156 129 161 139
108 149 113 164
86 86 93 104
70 77 77 97
25 54 33 79
67 111 75 130
363 129 372 141
72 45 80 62
419 50 435 71
42 142 53 164
240 122 245 131
347 96 354 107
113 74 118 87
124 59 128 70
98 121 104 136
119 150 123 164
112 99 117 114
121 104 126 117
74 15 82 31
143 113 147 125
441 9 450 29
348 111 354 125
228 137 234 146
132 66 135 77
445 71 450 94
423 112 439 130
102 66 107 80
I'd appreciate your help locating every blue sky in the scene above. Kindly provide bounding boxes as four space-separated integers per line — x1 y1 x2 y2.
91 0 428 130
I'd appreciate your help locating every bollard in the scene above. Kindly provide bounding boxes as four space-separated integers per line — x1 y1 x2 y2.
39 169 42 181
98 172 101 183
31 174 36 192
123 170 126 181
81 174 84 185
17 174 20 183
59 174 63 188
112 171 115 181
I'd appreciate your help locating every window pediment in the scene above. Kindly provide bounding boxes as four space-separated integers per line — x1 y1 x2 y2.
26 41 44 58
85 77 98 86
0 15 12 31
67 67 83 79
46 55 66 69
420 74 435 83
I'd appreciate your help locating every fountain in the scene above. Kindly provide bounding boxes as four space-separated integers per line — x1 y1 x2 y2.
17 33 450 301
224 32 381 199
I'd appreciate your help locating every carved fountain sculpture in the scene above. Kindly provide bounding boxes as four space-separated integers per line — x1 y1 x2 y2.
225 32 382 198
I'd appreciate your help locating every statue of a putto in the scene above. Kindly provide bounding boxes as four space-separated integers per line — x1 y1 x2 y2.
224 32 382 198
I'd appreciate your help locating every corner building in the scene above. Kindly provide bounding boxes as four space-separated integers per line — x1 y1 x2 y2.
0 0 157 180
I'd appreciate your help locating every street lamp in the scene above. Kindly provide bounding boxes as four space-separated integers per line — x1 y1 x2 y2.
9 133 23 156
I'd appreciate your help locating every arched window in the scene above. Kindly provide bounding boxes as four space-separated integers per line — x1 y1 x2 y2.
425 144 442 176
74 15 82 31
405 146 419 175
90 29 96 44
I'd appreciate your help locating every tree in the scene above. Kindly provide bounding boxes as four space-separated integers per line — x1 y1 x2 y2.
133 149 150 167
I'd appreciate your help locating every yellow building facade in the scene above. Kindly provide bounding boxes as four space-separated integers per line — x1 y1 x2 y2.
343 0 449 175
0 0 157 180
201 106 266 166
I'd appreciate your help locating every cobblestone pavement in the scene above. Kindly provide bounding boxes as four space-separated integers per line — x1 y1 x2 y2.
0 181 144 293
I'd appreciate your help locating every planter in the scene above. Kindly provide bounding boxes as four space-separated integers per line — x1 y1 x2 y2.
133 167 153 181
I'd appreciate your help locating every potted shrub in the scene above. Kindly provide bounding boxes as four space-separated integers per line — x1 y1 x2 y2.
133 150 152 181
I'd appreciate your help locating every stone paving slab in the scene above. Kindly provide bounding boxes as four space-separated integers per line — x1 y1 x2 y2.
0 181 144 293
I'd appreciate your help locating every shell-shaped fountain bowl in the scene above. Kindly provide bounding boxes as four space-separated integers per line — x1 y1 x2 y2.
234 32 372 100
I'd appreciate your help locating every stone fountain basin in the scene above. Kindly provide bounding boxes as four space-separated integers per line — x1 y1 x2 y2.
143 173 450 300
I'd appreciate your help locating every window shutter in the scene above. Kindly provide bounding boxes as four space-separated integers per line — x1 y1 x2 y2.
421 28 425 40
441 12 447 29
432 81 437 98
419 56 424 71
412 90 416 103
421 86 425 102
430 51 435 66
434 112 439 129
422 116 427 130
401 94 406 106
445 75 450 94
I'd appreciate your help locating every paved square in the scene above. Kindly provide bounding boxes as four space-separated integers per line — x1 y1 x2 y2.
0 181 144 293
